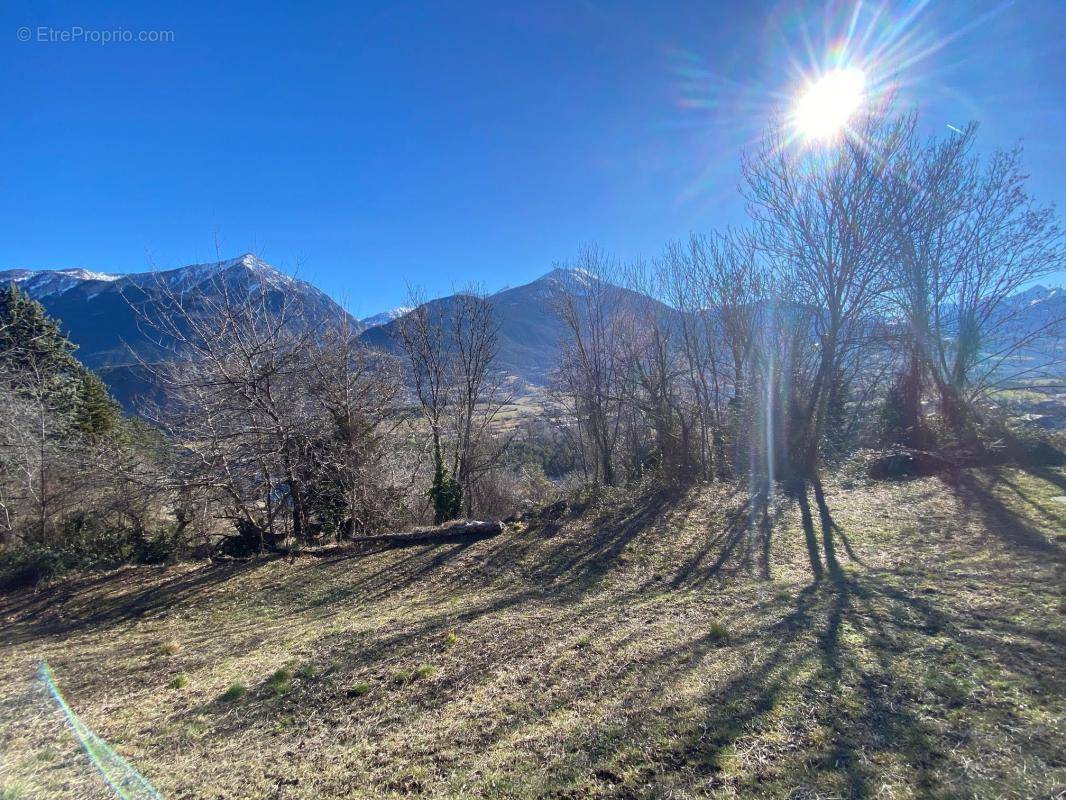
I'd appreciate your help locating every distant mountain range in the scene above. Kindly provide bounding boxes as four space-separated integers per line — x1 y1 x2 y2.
2 255 1063 410
0 255 352 408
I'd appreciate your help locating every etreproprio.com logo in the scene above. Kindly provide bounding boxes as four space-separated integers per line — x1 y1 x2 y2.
17 26 175 44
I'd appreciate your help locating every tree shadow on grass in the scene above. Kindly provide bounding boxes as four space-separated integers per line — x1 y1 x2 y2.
939 468 1066 560
0 560 261 646
539 552 1061 798
9 466 1064 798
668 485 785 587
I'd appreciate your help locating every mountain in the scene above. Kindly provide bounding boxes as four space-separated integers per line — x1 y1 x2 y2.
6 254 1061 408
359 267 669 386
996 284 1064 333
0 267 121 298
360 306 412 328
0 254 358 409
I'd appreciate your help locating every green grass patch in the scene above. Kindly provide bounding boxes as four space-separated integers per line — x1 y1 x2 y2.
707 621 731 643
219 682 247 702
349 681 371 697
267 667 292 696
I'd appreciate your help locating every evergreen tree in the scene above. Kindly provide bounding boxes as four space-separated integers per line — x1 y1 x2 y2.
75 371 121 438
0 283 120 434
0 283 80 377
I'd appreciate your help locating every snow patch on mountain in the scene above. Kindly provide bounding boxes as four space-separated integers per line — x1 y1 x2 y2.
360 306 412 328
0 267 121 298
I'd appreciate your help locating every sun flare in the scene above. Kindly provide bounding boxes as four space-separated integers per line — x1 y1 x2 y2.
793 67 867 141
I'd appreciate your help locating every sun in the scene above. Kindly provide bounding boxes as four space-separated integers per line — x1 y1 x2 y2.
793 67 867 141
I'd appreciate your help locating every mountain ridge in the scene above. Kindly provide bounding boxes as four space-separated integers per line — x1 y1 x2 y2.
4 257 1063 408
0 255 356 409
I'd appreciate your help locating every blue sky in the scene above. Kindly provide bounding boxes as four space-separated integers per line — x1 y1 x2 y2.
2 0 1064 316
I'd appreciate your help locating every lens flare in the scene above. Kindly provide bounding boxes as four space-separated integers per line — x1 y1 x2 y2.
793 67 867 140
38 661 164 799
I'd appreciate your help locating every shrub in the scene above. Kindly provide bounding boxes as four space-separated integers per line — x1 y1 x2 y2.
0 546 66 590
217 519 279 558
349 681 370 697
707 622 731 643
219 682 247 702
414 664 437 680
0 516 185 590
267 668 292 696
168 673 189 689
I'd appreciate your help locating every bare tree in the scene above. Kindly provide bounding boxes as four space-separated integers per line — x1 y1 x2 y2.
743 106 911 475
692 230 767 475
398 285 510 520
616 259 688 478
448 289 512 516
305 317 408 536
551 247 625 486
889 129 1065 435
131 269 323 551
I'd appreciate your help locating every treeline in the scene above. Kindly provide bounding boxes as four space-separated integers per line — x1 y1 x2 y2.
551 107 1063 487
0 103 1063 581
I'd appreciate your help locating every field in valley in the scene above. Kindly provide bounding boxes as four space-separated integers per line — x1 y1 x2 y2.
1 461 1064 799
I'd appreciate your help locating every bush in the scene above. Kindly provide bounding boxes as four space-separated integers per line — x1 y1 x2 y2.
0 546 67 590
267 668 292 696
216 519 280 558
0 513 185 590
219 682 247 702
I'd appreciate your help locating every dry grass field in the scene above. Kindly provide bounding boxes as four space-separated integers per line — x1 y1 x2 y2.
1 461 1064 799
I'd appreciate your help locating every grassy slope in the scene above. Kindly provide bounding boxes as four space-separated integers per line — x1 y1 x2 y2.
0 463 1064 799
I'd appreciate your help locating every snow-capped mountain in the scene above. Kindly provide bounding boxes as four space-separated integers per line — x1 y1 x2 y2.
985 284 1065 352
0 255 359 409
4 255 1061 409
999 284 1063 322
2 267 120 299
359 306 412 329
359 267 665 385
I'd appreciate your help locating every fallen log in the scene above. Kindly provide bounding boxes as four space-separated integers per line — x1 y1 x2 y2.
350 519 504 547
278 519 506 558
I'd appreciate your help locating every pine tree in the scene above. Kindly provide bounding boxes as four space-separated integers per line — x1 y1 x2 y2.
0 283 120 434
75 371 121 437
0 283 81 377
